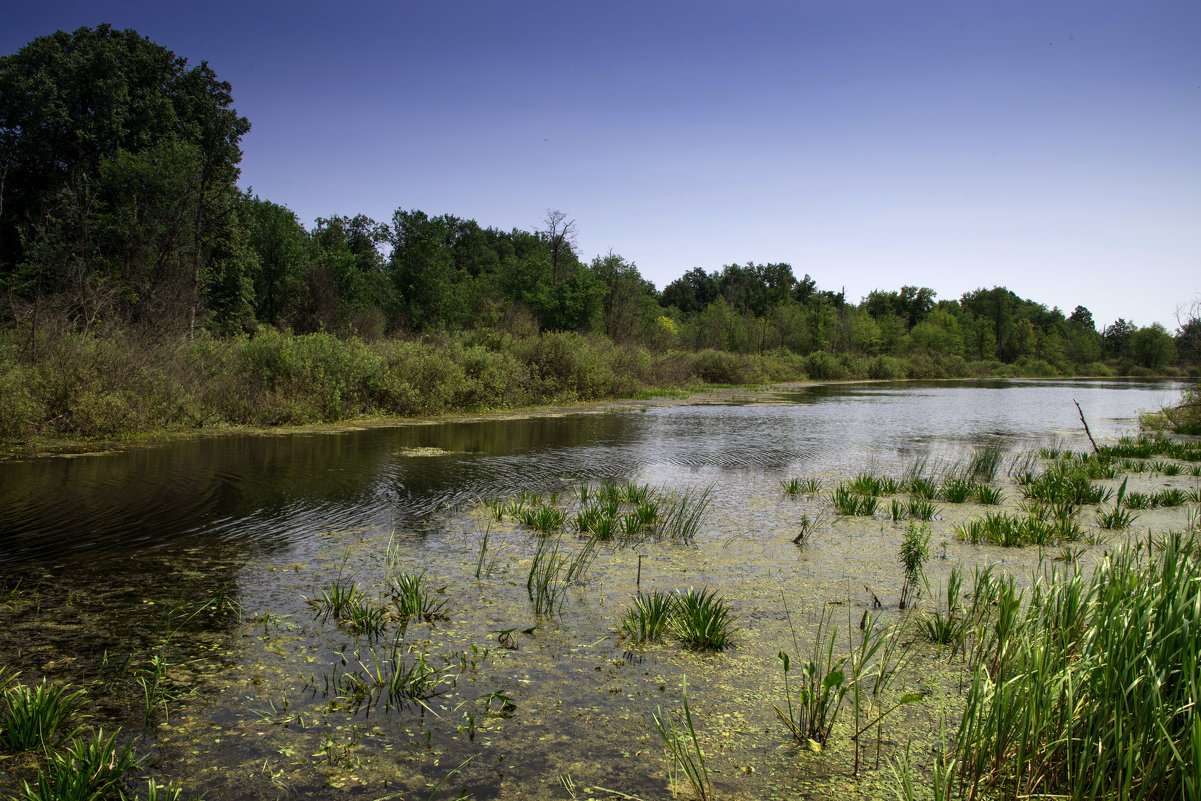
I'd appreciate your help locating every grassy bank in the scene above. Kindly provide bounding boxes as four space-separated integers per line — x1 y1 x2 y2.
0 327 1176 450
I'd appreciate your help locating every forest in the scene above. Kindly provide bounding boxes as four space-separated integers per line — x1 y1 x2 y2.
2 25 1198 444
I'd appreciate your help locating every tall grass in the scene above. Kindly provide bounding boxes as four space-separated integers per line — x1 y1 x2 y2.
620 591 677 643
652 677 712 801
672 588 737 651
1 679 86 751
898 535 1201 800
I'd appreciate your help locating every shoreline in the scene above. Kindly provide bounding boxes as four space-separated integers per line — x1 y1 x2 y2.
2 375 1179 462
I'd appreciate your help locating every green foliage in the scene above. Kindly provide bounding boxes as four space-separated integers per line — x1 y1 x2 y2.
620 591 677 643
19 728 137 801
652 677 712 801
1 679 86 751
672 588 737 651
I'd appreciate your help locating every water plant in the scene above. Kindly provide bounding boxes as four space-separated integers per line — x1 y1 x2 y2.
527 534 598 615
889 498 905 522
307 577 364 624
916 567 966 648
620 481 653 504
659 485 713 542
780 477 802 495
898 521 931 609
1095 477 1137 530
967 442 1005 482
517 503 568 532
1154 488 1187 507
389 570 448 624
775 606 849 748
939 478 977 503
19 728 137 801
652 677 711 801
791 511 827 545
672 588 736 650
972 484 1004 505
799 477 823 493
1 679 86 751
905 536 1201 800
906 498 937 522
620 591 677 643
907 477 937 500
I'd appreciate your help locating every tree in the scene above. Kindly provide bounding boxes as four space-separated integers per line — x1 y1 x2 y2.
0 25 251 338
540 209 578 285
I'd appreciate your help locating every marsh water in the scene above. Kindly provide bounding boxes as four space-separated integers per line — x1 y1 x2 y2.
0 379 1190 800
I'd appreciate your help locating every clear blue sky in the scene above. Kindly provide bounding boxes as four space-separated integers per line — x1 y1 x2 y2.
5 1 1199 331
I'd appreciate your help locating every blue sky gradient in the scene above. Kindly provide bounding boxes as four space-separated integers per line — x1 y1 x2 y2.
4 1 1198 330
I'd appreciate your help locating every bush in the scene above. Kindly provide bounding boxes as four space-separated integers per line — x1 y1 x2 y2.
868 355 906 380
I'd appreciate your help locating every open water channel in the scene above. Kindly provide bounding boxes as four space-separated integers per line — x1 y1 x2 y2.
0 379 1190 800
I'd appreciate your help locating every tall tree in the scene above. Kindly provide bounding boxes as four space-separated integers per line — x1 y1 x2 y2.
0 25 250 338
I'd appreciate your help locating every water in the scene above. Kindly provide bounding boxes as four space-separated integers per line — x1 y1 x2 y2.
0 378 1189 800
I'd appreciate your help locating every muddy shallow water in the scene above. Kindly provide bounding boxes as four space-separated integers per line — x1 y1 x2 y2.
0 379 1193 800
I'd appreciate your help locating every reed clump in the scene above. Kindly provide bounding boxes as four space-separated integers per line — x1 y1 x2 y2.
898 535 1201 800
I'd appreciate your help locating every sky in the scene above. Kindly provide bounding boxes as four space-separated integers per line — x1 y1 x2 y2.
4 1 1199 331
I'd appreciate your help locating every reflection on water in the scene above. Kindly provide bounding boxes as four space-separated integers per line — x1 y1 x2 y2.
0 379 1183 566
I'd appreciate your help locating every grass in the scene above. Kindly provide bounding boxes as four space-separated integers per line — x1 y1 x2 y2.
916 566 966 648
652 677 712 801
389 570 449 625
939 478 977 503
620 591 677 643
1 679 86 751
659 486 714 542
791 512 827 545
780 477 803 495
18 728 137 801
973 484 1004 505
897 535 1201 800
527 535 599 615
672 588 737 651
967 442 1005 482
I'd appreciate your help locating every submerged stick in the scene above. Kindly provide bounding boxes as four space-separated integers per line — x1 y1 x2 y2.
1074 399 1101 454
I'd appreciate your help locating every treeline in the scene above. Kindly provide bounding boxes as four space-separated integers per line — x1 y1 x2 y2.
1 26 1198 443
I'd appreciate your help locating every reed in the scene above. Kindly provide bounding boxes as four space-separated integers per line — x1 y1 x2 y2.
967 442 1005 482
906 498 937 522
527 535 598 615
780 477 802 495
620 481 654 504
791 512 827 545
518 503 568 532
620 591 677 643
672 588 736 651
796 477 823 494
898 522 931 609
917 567 966 648
939 478 977 503
1154 488 1187 507
889 499 905 522
307 578 364 624
907 477 938 500
652 677 712 801
921 536 1201 800
659 486 713 542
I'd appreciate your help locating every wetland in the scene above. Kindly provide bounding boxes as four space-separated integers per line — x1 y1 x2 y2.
1 378 1197 800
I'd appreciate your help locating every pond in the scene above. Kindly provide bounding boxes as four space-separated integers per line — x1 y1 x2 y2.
0 378 1192 800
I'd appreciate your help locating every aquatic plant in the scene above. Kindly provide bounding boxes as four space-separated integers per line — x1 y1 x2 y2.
898 522 931 609
619 481 653 504
939 478 977 503
19 728 137 801
917 567 966 648
906 498 937 522
907 536 1201 801
780 477 802 495
620 591 677 643
517 503 567 533
1 679 85 751
775 606 849 748
672 588 736 650
972 484 1004 505
791 512 827 545
889 499 905 522
474 524 492 578
527 535 598 615
652 677 712 801
390 571 449 624
966 442 1005 482
907 477 937 500
799 477 823 494
831 485 877 517
1154 488 1187 507
307 578 364 624
659 485 713 542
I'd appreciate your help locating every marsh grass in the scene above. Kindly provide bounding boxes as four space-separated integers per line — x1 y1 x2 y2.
307 578 364 624
780 477 802 495
672 588 736 650
917 567 966 648
1154 488 1187 507
791 512 827 545
389 571 448 625
898 522 931 609
906 498 937 522
1 679 86 751
19 728 137 801
659 486 713 542
527 535 599 615
939 478 977 504
972 484 1004 505
652 677 711 801
967 442 1005 482
620 591 677 643
900 536 1201 800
